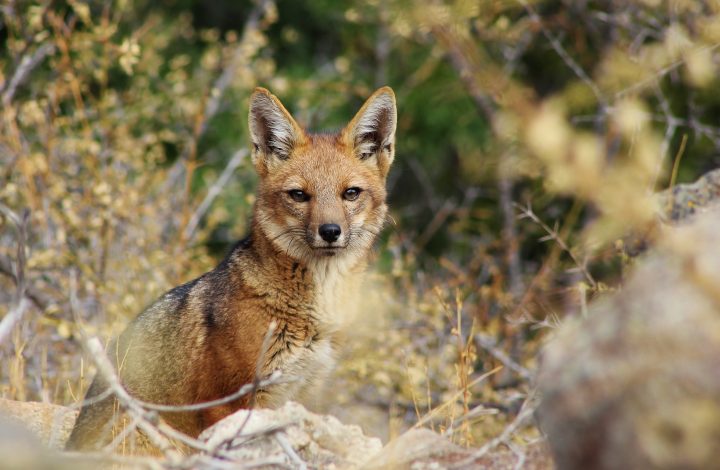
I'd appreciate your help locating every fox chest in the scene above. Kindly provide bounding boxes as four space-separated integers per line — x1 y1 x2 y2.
258 333 336 408
253 269 357 407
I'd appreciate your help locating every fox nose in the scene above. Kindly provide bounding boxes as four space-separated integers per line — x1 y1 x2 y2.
318 224 341 243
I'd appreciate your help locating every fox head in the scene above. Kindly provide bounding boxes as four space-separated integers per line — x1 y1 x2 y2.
248 86 396 268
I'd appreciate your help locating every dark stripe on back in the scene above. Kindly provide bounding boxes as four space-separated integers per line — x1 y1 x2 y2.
203 300 216 329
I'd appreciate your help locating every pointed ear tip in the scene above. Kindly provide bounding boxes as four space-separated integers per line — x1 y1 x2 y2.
374 86 396 99
250 87 273 103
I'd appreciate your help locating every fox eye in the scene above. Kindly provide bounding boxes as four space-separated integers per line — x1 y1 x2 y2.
288 189 310 202
360 152 374 160
343 187 362 201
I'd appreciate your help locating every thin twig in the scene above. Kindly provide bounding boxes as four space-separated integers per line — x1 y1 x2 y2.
0 297 30 345
450 394 536 468
198 0 275 137
0 205 30 344
518 0 606 106
182 148 248 241
412 366 502 430
508 440 528 470
130 370 286 413
275 432 308 470
614 42 720 99
82 337 179 459
474 334 532 381
103 413 143 453
0 255 55 312
499 172 524 300
209 421 290 456
236 321 278 436
515 202 597 289
1 43 55 106
157 421 212 453
653 85 678 188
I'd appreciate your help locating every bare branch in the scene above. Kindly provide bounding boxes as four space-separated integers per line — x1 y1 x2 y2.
275 433 308 470
82 337 179 458
236 321 278 437
614 42 720 99
0 204 30 344
515 202 597 289
475 334 533 381
138 370 286 414
0 297 30 345
198 0 276 137
0 255 55 312
518 0 606 106
182 148 248 242
1 43 55 106
450 393 537 468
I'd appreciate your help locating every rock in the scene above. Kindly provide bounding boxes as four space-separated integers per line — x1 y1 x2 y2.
0 401 93 470
201 403 553 470
364 428 552 470
0 398 77 450
364 428 468 469
623 168 720 256
537 207 720 469
199 400 383 468
658 168 720 222
0 416 53 470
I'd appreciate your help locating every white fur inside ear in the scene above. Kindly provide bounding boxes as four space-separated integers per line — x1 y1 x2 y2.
353 92 396 153
249 93 297 160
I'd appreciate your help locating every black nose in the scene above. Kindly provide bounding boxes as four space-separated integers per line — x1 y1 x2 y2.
318 224 341 243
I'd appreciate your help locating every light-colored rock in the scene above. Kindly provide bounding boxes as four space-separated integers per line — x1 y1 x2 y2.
0 398 77 450
624 168 720 256
364 428 552 470
200 400 383 468
363 428 467 469
537 206 720 469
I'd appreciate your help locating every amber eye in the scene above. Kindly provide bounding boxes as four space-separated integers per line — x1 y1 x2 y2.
343 187 362 201
288 189 310 202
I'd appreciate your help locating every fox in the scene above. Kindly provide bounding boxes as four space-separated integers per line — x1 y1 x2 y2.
65 86 397 450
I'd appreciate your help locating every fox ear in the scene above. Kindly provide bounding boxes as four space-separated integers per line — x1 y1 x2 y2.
248 88 304 171
343 86 397 176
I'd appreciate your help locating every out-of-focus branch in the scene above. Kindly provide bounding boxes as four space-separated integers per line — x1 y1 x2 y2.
450 393 537 469
182 148 248 242
181 0 275 161
0 255 56 312
76 330 291 463
82 337 179 458
0 297 30 345
0 205 30 344
198 0 276 137
175 0 276 249
77 321 288 458
515 202 597 290
1 43 55 106
518 0 606 106
499 166 524 301
475 334 532 381
429 23 536 128
615 41 720 99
